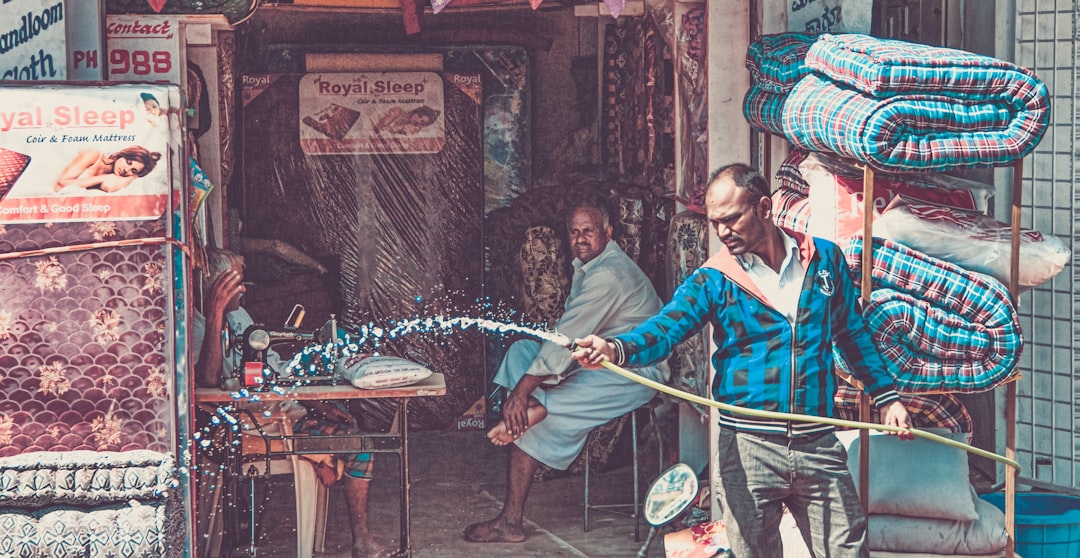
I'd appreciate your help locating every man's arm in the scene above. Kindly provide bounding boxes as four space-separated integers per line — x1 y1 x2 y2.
825 243 912 435
521 267 628 378
501 374 545 439
599 269 714 368
194 270 243 388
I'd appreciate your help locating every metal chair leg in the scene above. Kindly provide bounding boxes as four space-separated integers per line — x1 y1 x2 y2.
583 430 591 532
583 407 648 541
631 410 640 542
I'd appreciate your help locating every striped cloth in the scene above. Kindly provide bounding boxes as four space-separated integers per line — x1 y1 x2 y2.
743 83 789 134
833 383 973 434
774 148 810 194
743 33 817 133
745 32 818 93
771 186 811 233
835 236 1022 394
782 34 1050 171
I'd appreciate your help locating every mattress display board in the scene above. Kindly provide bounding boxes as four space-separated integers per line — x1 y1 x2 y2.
242 72 485 428
266 44 531 213
298 71 448 155
0 82 190 555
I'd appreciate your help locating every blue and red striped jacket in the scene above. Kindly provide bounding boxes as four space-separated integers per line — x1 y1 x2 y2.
611 230 900 437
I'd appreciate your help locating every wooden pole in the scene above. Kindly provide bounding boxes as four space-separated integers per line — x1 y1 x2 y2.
857 164 876 512
1003 158 1023 558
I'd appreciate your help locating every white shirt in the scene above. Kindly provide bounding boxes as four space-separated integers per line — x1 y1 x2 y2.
736 230 806 322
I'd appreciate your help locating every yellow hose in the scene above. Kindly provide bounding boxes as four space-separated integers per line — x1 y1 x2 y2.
593 357 1021 472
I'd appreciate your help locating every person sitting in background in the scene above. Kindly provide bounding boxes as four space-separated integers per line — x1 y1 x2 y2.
463 197 669 544
194 247 392 558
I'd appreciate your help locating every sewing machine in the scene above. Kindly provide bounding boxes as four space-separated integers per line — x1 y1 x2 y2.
222 305 343 389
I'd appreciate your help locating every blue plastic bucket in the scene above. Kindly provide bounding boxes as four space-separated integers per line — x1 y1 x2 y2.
982 492 1080 558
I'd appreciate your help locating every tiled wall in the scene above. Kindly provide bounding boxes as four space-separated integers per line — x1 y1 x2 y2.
1013 0 1077 488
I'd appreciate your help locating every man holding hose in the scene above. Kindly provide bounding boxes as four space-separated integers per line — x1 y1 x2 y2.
573 163 912 558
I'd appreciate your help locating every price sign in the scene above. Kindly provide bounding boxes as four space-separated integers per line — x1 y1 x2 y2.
105 15 184 85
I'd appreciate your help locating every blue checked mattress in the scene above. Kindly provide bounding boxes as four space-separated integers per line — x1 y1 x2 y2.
743 33 817 134
782 34 1050 171
836 236 1022 394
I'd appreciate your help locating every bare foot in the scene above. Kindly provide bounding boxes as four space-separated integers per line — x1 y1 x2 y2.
463 517 526 543
487 404 547 446
352 536 396 557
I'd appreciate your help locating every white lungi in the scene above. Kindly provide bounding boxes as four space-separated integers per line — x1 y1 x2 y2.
494 339 662 469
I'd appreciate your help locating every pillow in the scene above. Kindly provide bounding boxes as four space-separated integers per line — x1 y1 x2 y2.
867 494 1008 554
836 429 978 521
338 355 433 389
875 197 1070 290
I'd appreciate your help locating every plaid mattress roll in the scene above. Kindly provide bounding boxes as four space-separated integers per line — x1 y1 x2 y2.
774 148 810 194
833 383 973 434
771 187 811 233
806 33 1045 98
743 33 818 134
783 34 1049 171
745 32 818 93
743 84 789 134
836 236 1022 394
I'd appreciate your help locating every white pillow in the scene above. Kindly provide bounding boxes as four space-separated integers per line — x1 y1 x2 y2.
836 429 978 521
867 495 1008 554
338 355 433 389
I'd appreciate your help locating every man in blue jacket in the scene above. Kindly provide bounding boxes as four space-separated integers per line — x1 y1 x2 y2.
573 163 912 558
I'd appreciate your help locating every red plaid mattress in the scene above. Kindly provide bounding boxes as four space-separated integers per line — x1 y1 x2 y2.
0 147 31 201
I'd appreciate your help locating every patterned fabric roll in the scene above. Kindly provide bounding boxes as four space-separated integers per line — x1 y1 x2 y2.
666 211 710 402
771 187 811 234
782 34 1050 172
742 83 789 135
836 236 1022 394
833 383 973 434
807 33 1047 99
774 148 810 194
745 32 818 93
782 72 1049 171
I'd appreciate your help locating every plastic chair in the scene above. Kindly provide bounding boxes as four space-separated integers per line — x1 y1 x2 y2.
583 396 665 541
241 412 330 558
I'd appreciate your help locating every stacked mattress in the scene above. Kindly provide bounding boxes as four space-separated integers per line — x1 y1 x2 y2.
782 34 1050 171
742 32 818 135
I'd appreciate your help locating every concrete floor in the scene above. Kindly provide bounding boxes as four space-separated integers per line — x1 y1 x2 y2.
229 428 671 558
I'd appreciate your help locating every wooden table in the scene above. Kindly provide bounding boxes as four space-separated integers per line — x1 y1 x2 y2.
196 373 446 558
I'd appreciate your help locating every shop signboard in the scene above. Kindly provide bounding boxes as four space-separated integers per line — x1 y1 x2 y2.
0 83 179 223
0 0 67 81
66 0 105 81
105 14 185 85
296 71 448 155
789 0 872 34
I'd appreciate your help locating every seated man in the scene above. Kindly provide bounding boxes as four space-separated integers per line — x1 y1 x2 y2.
464 197 669 543
194 247 391 558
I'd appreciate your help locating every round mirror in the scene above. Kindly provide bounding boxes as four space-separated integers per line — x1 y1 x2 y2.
643 463 699 527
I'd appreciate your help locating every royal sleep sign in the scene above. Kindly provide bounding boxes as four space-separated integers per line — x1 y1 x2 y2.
297 72 447 155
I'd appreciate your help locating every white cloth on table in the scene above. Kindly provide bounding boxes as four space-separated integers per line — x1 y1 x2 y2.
493 241 669 470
